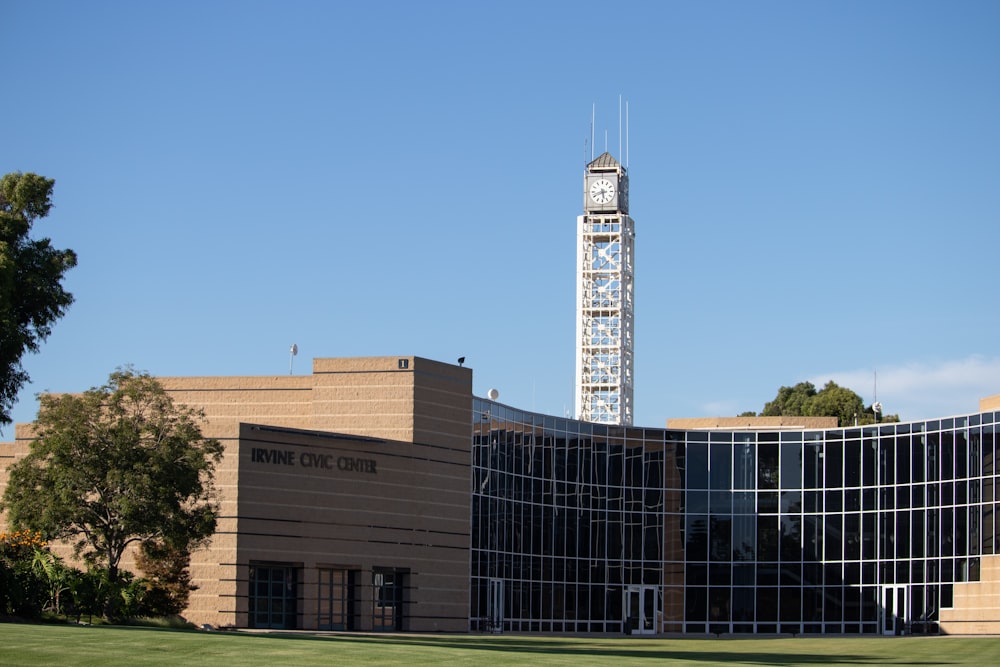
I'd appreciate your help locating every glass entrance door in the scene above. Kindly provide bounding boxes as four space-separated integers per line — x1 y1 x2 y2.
249 564 297 629
372 569 404 631
487 578 504 633
625 586 659 635
881 584 908 636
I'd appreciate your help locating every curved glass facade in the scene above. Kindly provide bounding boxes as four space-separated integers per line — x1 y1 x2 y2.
471 399 999 635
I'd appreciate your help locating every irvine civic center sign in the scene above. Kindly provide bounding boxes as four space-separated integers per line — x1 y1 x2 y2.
249 447 377 474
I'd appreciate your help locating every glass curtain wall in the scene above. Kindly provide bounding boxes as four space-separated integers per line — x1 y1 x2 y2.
470 400 678 633
471 401 1000 635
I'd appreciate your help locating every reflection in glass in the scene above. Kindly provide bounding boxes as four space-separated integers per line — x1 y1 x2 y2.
732 515 756 561
781 442 802 490
710 443 732 490
734 442 755 490
688 443 708 489
759 444 779 489
470 397 998 636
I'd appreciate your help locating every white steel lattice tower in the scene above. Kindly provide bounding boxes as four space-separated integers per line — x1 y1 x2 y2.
575 152 634 425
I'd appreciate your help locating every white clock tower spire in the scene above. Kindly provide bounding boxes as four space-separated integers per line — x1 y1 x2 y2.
575 151 635 425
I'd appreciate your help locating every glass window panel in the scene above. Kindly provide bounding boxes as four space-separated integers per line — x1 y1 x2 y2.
826 441 843 488
758 516 779 561
881 440 895 485
912 437 926 483
895 484 911 508
732 587 755 625
804 490 822 513
733 515 756 561
805 444 823 489
781 442 802 490
780 586 802 623
687 490 708 514
709 563 732 586
862 513 876 560
942 508 954 556
757 588 778 621
686 563 707 586
844 514 860 560
956 480 968 506
845 489 861 511
803 514 823 561
709 516 733 562
710 443 732 490
687 443 708 489
710 491 733 514
825 514 843 560
758 492 779 513
826 490 843 513
709 587 731 622
844 440 861 487
942 433 955 480
862 488 877 511
897 437 912 484
733 564 755 586
956 507 968 557
957 432 968 479
780 514 802 561
686 587 707 621
862 439 877 486
734 443 755 490
686 515 708 561
759 443 779 490
733 491 755 514
824 585 843 623
910 510 925 559
758 563 779 585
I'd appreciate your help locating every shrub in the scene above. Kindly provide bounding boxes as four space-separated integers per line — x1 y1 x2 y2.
0 530 49 617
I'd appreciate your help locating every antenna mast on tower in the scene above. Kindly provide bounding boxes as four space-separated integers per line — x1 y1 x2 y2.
590 102 597 162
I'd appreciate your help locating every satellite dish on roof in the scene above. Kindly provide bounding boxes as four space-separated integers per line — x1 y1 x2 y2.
487 388 499 401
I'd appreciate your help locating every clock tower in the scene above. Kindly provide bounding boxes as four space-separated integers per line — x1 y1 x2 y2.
575 152 634 425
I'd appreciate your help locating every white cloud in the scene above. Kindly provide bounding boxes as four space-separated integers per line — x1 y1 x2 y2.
809 355 1000 421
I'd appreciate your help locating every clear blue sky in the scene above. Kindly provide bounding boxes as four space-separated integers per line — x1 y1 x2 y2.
5 1 999 431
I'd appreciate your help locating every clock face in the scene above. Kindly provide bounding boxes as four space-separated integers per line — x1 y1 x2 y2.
589 178 616 205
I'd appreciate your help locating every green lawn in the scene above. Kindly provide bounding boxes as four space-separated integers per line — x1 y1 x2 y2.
2 623 999 666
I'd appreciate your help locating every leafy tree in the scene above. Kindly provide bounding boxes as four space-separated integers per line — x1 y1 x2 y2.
760 380 899 426
135 540 195 617
1 369 223 618
762 381 818 418
0 172 77 425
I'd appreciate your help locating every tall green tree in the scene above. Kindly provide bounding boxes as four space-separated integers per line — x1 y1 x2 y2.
0 172 77 425
1 369 223 615
761 381 818 417
760 380 898 426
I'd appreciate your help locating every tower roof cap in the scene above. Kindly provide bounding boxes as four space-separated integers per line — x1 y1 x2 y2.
588 152 623 171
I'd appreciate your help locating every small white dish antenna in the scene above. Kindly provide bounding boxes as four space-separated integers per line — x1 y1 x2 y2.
289 344 298 375
487 388 499 401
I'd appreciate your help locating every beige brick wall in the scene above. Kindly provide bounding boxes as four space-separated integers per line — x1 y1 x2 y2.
940 555 1000 634
228 423 470 631
666 416 839 430
1 356 472 630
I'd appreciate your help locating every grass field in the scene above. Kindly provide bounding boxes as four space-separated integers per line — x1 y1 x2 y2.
2 623 1000 666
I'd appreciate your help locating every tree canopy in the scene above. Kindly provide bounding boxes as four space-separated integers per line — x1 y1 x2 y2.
758 380 898 426
1 369 223 590
0 171 77 425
